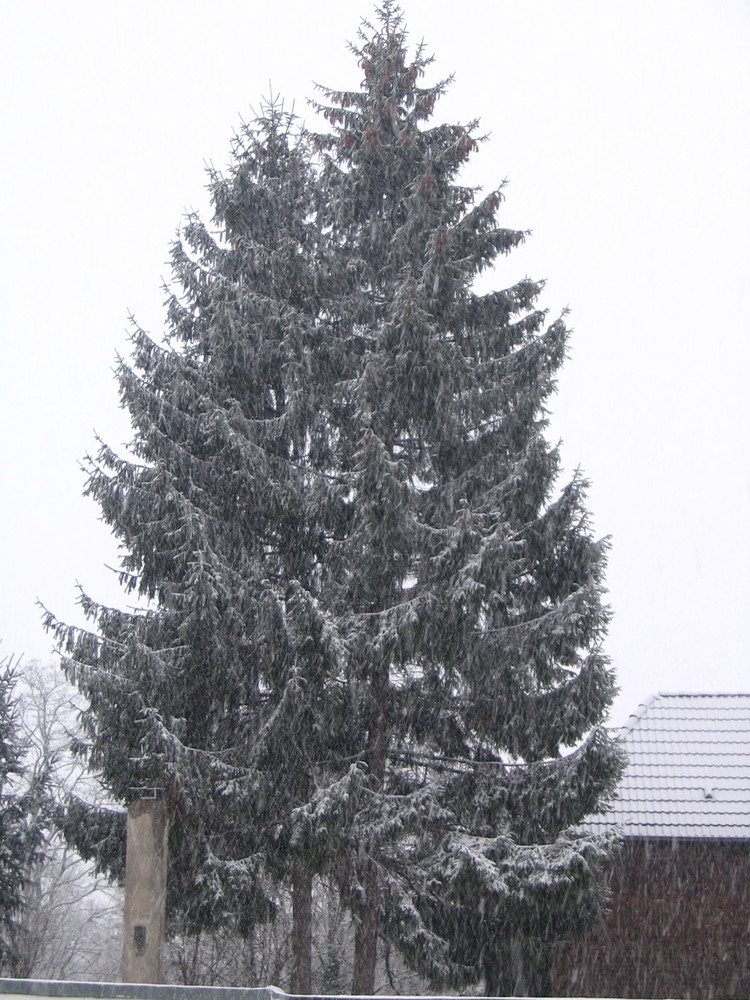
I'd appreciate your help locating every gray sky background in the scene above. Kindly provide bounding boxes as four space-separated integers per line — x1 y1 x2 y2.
1 0 748 728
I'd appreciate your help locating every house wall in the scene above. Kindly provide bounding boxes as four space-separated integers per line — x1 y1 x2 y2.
553 838 750 999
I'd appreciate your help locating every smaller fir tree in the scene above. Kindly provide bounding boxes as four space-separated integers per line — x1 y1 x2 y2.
42 102 354 992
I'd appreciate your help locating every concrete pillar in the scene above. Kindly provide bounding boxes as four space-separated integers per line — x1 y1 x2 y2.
122 794 169 984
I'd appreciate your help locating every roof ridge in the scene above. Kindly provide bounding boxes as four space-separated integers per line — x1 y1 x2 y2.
653 691 750 698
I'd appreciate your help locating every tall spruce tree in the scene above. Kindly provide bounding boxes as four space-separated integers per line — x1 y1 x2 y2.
46 4 624 995
294 4 625 993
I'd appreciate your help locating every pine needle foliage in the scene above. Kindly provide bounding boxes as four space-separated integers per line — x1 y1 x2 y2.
45 3 624 993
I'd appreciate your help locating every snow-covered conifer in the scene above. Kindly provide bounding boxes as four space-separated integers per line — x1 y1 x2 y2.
46 4 624 993
43 103 350 989
301 4 625 992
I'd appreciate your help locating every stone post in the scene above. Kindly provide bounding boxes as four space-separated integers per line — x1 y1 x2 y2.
122 792 169 984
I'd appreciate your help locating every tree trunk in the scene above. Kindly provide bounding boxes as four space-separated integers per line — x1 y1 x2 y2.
351 653 388 995
351 869 379 994
290 865 312 994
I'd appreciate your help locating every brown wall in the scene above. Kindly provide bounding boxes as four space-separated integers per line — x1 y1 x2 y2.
553 839 750 999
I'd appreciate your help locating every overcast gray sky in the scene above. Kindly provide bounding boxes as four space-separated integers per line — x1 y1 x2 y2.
1 0 748 728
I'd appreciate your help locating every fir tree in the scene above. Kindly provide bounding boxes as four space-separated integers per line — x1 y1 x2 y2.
46 4 624 994
44 104 352 991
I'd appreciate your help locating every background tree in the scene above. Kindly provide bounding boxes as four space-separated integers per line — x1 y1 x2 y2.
0 653 45 976
45 4 625 994
9 661 122 982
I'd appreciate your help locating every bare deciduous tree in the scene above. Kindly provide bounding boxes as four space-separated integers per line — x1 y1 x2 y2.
12 661 122 982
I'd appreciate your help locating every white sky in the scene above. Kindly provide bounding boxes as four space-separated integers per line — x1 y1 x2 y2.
1 0 748 728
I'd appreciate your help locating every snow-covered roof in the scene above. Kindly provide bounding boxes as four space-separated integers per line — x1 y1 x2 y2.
585 692 750 840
